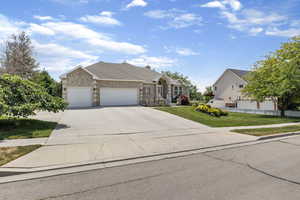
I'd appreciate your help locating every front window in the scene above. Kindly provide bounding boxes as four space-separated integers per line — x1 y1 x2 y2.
239 84 244 88
179 87 182 95
158 87 163 97
174 86 178 95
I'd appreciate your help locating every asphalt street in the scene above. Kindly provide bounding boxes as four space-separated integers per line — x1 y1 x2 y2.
1 136 300 200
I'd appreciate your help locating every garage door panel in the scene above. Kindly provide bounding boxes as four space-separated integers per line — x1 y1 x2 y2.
100 88 138 106
67 87 92 108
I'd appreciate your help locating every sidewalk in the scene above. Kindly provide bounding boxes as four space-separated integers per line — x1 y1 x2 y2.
0 138 48 147
223 122 300 130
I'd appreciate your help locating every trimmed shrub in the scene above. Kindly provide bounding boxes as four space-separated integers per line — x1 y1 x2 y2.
178 95 190 105
0 74 68 118
195 104 228 117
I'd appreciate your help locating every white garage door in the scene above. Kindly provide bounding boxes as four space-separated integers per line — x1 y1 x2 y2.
100 88 138 106
67 87 92 108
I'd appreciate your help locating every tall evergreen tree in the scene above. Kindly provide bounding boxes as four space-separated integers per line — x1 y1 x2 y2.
0 31 39 79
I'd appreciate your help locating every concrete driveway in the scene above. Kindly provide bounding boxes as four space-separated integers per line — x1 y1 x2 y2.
3 107 256 169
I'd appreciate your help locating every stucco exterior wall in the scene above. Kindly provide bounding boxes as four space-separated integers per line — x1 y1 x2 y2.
213 70 247 102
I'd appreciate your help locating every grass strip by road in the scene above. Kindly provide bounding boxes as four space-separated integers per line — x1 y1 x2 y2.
0 117 57 140
0 145 41 166
231 125 300 136
155 106 300 127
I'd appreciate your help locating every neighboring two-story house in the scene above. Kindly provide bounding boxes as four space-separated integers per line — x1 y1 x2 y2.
210 68 277 111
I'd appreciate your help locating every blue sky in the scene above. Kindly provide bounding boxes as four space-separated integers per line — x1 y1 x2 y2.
1 0 300 91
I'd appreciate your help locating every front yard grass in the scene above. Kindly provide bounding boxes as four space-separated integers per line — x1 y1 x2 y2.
0 117 57 140
0 145 41 166
155 106 300 127
231 125 300 136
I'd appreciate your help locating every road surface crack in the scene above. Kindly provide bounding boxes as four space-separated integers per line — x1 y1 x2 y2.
36 170 182 200
202 153 300 186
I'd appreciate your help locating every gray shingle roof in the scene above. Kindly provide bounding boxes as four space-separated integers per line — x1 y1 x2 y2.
228 68 250 80
84 62 163 83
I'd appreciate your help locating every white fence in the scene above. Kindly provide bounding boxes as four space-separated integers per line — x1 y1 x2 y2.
225 108 300 117
237 100 275 111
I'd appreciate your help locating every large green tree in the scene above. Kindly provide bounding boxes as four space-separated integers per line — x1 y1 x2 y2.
243 36 300 117
162 71 202 100
31 70 62 97
0 74 67 118
0 32 39 79
203 86 214 103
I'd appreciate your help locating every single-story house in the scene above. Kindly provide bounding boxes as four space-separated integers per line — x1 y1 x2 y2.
60 61 189 108
210 68 277 111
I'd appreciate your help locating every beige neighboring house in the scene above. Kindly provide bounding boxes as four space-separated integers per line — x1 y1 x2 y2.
60 61 188 108
210 68 277 111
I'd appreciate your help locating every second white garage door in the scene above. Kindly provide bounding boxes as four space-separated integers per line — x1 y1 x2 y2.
100 88 138 106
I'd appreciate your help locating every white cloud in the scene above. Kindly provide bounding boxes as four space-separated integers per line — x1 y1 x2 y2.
170 13 202 29
242 9 286 25
0 13 147 74
224 0 242 11
34 41 97 60
0 14 22 40
176 48 199 56
145 9 202 29
32 21 146 54
266 28 300 37
249 27 263 36
144 10 175 19
201 0 297 37
28 23 55 35
127 55 176 68
80 11 121 26
41 21 107 39
221 9 287 35
89 38 146 54
126 0 147 9
201 0 242 11
33 40 98 72
164 46 199 56
201 1 226 10
33 16 55 21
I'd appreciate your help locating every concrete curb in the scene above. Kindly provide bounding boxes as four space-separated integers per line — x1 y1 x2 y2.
1 133 299 184
258 131 300 140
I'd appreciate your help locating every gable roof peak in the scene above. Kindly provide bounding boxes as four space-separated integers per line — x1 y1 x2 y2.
227 68 250 80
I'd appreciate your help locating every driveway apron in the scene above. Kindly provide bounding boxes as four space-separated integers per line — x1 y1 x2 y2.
2 107 256 169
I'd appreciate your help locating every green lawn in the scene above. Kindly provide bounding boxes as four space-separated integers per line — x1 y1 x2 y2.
155 106 300 127
0 145 41 166
232 125 300 136
0 118 57 140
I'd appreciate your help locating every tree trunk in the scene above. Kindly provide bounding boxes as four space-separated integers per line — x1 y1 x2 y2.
280 109 285 117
